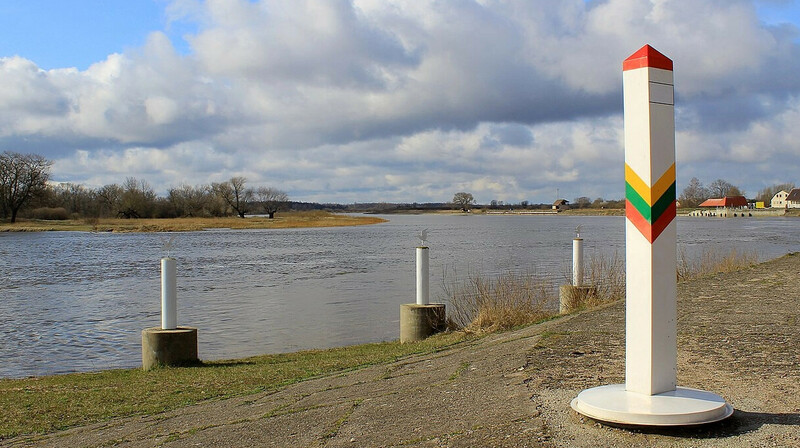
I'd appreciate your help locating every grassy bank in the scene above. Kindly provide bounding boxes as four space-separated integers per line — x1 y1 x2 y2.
0 211 386 233
0 332 466 440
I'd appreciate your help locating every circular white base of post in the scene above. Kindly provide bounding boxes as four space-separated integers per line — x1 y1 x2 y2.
571 384 733 426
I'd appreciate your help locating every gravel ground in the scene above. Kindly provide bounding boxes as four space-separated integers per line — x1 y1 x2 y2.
4 253 799 447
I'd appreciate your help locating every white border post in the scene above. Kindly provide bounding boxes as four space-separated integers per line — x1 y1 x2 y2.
622 44 677 396
570 45 732 426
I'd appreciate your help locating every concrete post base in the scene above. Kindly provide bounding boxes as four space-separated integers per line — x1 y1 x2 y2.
559 285 598 314
571 384 733 426
400 304 446 343
142 327 199 370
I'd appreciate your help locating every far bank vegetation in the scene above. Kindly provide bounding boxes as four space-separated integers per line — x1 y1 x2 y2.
1 152 350 225
24 176 292 221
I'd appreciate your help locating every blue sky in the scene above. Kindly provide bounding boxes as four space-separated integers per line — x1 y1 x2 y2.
2 0 800 204
0 1 194 70
5 1 800 70
757 0 800 26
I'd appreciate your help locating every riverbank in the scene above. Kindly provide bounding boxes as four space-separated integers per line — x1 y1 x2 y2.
0 212 386 232
0 332 468 441
373 208 627 216
376 208 800 218
2 253 798 447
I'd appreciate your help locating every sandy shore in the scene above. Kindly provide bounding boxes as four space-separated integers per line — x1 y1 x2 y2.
0 213 386 232
4 254 799 447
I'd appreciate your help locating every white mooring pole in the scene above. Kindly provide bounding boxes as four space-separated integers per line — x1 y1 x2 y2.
416 246 430 305
572 228 584 287
161 257 177 330
570 44 732 426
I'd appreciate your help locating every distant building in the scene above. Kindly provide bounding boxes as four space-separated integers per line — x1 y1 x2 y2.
698 196 748 208
786 189 800 209
694 196 748 218
552 199 569 210
771 190 789 209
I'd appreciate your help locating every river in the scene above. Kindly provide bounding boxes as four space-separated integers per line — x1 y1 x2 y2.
1 214 798 378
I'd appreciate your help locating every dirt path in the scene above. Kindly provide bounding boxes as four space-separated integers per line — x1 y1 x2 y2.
5 254 799 447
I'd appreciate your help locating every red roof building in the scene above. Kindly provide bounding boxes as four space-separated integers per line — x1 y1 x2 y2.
698 196 748 208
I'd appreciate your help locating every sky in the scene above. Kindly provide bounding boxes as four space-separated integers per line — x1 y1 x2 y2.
2 0 800 205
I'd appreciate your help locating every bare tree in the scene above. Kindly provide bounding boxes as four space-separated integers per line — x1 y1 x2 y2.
168 184 214 217
167 185 189 217
756 183 795 204
679 177 710 207
573 196 592 208
49 183 96 217
707 178 744 198
0 152 52 222
96 184 124 217
118 177 156 218
213 176 253 218
452 192 475 212
726 185 745 198
255 186 289 219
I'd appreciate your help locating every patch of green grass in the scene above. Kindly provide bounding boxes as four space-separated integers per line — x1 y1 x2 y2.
321 399 363 440
449 362 471 381
533 330 571 349
0 332 466 440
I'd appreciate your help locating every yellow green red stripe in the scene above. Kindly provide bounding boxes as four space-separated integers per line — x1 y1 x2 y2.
625 164 676 243
624 163 675 205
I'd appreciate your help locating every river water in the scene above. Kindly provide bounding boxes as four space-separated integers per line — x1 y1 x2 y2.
1 214 798 378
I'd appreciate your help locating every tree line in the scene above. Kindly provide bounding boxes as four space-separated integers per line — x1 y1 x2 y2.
678 177 795 208
4 152 795 223
0 151 289 222
453 176 795 212
452 191 625 210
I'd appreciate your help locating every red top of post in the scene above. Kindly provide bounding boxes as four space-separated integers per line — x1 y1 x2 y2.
623 45 673 71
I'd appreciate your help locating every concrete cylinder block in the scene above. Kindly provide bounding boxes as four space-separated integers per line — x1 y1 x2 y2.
400 303 446 343
142 326 198 370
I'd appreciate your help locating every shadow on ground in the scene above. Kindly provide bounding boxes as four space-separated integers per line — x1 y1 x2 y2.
590 410 800 439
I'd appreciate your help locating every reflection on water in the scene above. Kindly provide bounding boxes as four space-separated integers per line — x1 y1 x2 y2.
1 214 798 378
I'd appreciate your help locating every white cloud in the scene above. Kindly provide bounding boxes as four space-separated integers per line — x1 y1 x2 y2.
144 96 179 125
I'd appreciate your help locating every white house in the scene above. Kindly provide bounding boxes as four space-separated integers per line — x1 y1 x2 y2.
786 189 800 209
771 190 789 208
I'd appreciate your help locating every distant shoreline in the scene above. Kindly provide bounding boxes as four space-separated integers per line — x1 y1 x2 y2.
368 208 626 216
0 211 387 233
5 207 795 232
370 207 800 218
